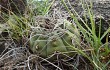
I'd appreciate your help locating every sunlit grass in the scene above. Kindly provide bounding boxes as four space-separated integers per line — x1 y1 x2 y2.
62 0 110 69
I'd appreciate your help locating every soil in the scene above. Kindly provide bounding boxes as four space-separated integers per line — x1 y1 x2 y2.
0 0 27 15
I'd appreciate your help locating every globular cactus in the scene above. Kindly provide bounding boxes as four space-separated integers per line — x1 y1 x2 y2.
29 17 81 58
30 35 48 57
30 32 68 57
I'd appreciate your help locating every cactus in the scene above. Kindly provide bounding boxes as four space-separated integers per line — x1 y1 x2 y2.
47 37 67 56
29 18 81 58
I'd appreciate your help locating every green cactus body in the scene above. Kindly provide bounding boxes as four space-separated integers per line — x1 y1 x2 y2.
46 37 67 56
61 31 75 52
64 19 81 45
34 40 47 57
62 32 73 46
30 35 39 48
30 30 80 57
30 35 48 57
29 19 81 58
